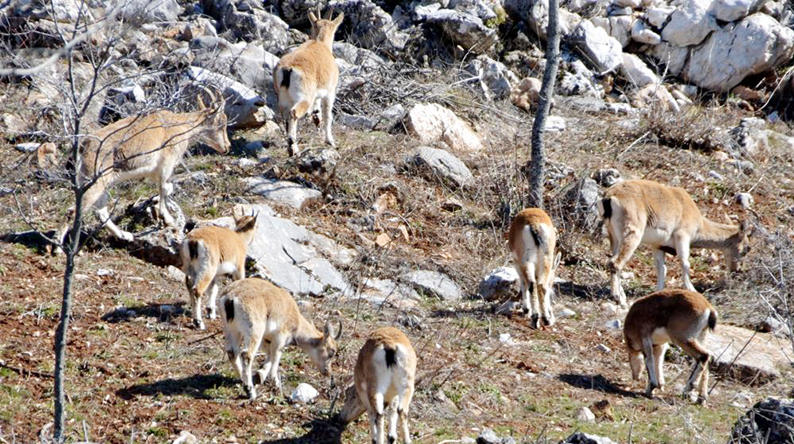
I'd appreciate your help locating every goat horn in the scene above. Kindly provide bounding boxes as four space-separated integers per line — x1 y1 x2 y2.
326 6 335 19
334 318 343 340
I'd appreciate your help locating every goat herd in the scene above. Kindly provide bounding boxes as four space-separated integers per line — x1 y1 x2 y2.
44 7 756 444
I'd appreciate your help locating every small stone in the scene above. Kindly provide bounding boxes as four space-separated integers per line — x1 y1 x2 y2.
15 142 40 153
173 430 198 444
499 333 513 344
604 319 621 330
735 193 753 209
558 308 577 319
596 344 611 353
97 268 113 277
576 406 597 423
290 383 319 404
167 265 185 282
620 271 634 280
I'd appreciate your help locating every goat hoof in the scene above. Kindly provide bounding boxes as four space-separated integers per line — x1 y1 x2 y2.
521 307 530 315
193 319 205 330
118 231 135 242
530 314 540 329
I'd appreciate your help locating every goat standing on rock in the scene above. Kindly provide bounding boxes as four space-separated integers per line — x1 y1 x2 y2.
179 211 258 330
220 278 341 399
273 7 343 156
57 89 230 246
598 179 751 307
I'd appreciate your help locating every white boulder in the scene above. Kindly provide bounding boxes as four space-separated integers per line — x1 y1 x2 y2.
684 13 794 92
620 53 659 86
709 0 768 22
661 0 719 47
572 20 624 75
406 103 484 151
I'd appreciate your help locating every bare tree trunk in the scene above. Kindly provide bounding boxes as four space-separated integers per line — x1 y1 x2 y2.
526 0 561 209
53 130 84 444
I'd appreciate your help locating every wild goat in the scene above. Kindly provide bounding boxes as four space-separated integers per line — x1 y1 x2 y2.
220 278 341 399
273 7 343 156
624 289 717 403
597 179 751 307
339 327 417 444
508 208 562 329
179 212 258 330
58 89 229 246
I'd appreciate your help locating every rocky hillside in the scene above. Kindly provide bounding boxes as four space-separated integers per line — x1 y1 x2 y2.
1 0 794 443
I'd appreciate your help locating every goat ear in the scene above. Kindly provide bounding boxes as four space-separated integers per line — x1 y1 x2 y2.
333 13 344 26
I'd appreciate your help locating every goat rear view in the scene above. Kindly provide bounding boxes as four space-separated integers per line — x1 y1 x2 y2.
339 327 417 444
180 212 258 330
220 278 341 399
273 8 343 156
624 289 717 404
508 208 561 329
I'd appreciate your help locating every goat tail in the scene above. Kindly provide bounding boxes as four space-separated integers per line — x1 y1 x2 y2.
598 197 614 220
181 238 207 291
223 297 235 323
708 309 718 332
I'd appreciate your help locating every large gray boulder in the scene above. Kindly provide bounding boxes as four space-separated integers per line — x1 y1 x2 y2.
184 67 269 128
402 270 463 301
647 41 689 76
422 10 499 52
478 267 519 301
730 398 794 444
591 15 632 47
620 53 658 87
504 0 582 41
661 0 719 47
571 20 623 75
328 0 409 54
408 146 474 188
224 9 290 54
684 13 794 92
559 432 618 444
405 103 484 152
707 324 789 384
224 204 355 297
191 37 277 91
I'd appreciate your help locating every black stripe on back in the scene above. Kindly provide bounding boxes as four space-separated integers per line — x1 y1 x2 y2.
224 299 235 322
280 68 291 89
384 346 396 368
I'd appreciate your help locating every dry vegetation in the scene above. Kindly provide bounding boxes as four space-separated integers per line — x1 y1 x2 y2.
1 67 794 444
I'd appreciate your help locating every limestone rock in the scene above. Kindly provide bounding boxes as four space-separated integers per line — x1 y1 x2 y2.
184 67 268 128
408 146 474 188
576 407 596 423
620 53 658 87
591 15 632 47
479 267 519 301
560 432 619 444
561 177 601 229
243 177 322 210
661 0 719 47
465 55 519 100
707 324 788 384
402 270 463 301
684 14 794 92
631 19 661 45
647 42 689 76
328 0 409 53
710 0 768 22
645 6 675 27
505 0 582 41
121 0 182 24
423 10 498 52
572 20 623 75
406 103 484 152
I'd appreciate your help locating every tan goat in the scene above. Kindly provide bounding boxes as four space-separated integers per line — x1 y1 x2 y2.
508 208 562 329
624 289 717 403
597 179 750 307
219 278 341 399
273 8 343 156
58 90 230 245
179 212 258 330
339 327 417 444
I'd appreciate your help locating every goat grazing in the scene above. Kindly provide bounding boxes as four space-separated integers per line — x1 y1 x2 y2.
179 212 258 330
508 208 562 329
59 89 229 245
624 289 717 403
219 278 341 399
597 179 750 307
273 7 343 156
339 327 417 444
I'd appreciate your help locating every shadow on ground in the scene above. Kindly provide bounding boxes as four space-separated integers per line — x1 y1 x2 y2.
117 373 239 400
558 373 640 398
260 418 344 444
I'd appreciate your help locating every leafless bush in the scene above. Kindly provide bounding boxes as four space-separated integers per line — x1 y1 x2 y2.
643 104 739 152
